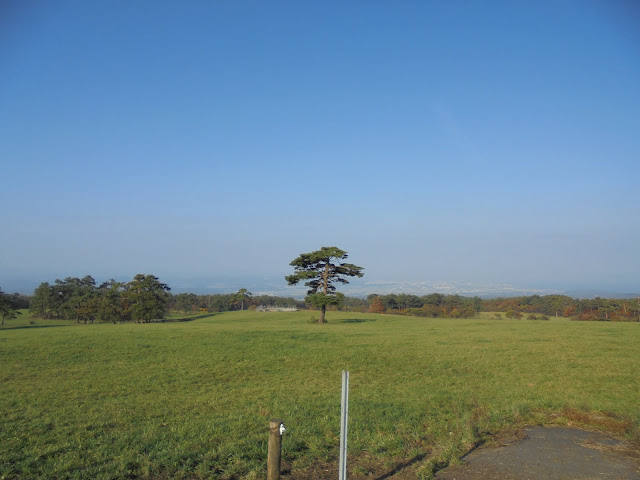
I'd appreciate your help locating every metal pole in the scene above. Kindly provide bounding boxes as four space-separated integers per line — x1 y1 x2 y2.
339 370 349 480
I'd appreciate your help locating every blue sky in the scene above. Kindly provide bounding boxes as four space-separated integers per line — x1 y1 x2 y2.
1 1 639 294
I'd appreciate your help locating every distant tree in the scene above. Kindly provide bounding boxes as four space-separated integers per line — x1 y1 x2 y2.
96 280 127 323
472 296 482 312
11 294 30 310
422 293 444 307
442 295 465 315
396 294 409 310
31 276 99 322
66 275 97 323
396 294 422 310
52 277 77 319
544 295 574 317
341 296 368 312
368 297 385 314
207 294 233 312
30 282 55 319
125 274 171 323
285 246 363 323
0 288 21 327
174 293 199 313
233 288 252 311
595 297 615 320
632 298 640 320
382 294 398 310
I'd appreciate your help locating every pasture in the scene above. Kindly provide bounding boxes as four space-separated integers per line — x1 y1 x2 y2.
1 311 638 479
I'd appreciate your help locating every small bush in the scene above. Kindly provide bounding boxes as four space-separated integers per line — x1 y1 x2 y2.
527 314 538 320
447 307 477 318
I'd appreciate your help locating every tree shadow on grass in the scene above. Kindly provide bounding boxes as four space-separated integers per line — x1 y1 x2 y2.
336 318 377 324
374 453 428 480
1 313 221 330
0 324 71 331
156 313 220 323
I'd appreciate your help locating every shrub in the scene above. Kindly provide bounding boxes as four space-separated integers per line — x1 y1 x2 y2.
368 297 386 314
448 307 477 318
405 306 442 318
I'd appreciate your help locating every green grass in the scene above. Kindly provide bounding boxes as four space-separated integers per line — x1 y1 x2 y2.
1 311 639 479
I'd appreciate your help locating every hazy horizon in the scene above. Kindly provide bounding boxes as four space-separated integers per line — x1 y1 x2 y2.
1 270 638 300
2 2 639 296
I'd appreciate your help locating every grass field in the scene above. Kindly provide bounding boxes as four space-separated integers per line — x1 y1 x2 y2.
1 311 639 479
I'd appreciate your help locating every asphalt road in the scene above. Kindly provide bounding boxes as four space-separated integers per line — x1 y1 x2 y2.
435 426 640 480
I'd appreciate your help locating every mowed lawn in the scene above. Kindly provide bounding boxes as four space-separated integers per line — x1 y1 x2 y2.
1 311 639 479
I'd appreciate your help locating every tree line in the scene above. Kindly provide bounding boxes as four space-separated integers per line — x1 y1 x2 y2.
23 275 304 324
362 293 640 321
364 293 483 318
170 291 304 313
29 274 171 323
3 271 639 326
353 293 639 321
481 295 640 321
0 287 29 326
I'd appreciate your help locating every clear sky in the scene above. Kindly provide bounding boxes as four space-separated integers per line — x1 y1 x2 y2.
1 1 639 294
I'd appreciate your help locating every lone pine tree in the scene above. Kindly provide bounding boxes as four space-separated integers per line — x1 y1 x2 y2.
285 246 364 323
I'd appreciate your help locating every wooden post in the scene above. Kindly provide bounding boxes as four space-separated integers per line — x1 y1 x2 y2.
267 419 284 480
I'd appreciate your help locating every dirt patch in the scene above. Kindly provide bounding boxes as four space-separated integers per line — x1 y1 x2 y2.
435 426 640 480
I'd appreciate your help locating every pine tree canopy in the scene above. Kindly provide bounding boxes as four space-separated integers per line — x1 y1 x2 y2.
285 246 363 323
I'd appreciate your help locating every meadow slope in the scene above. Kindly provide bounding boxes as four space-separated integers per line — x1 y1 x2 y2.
1 311 638 479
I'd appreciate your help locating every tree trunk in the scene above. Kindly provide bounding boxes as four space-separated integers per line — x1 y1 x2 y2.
322 261 330 295
318 260 330 323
